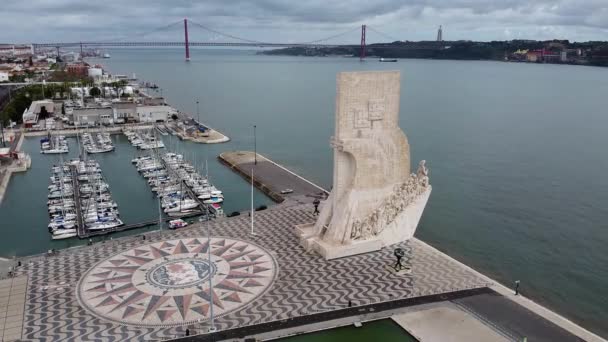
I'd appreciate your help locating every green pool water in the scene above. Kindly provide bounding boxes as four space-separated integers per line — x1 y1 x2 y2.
278 319 417 342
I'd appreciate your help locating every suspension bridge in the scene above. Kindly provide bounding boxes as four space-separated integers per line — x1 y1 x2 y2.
23 19 411 61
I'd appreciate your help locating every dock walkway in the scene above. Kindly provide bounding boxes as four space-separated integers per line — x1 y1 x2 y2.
70 165 85 238
218 151 327 205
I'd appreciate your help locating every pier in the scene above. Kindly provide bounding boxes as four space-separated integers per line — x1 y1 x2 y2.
168 117 230 144
158 156 214 217
70 165 85 238
76 211 204 238
219 151 328 204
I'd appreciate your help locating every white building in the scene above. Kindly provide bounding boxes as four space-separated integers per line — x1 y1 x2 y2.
88 68 103 78
136 105 176 123
0 71 8 82
22 100 55 127
71 107 113 126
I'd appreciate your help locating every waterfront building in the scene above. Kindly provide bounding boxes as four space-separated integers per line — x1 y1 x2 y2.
71 107 113 126
87 67 103 78
66 63 88 76
136 105 176 122
22 100 55 127
112 101 137 122
142 96 166 106
526 50 543 62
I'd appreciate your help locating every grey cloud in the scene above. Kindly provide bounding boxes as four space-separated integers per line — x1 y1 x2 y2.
1 0 607 42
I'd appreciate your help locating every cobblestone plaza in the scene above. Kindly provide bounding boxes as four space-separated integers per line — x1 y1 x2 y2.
11 205 489 341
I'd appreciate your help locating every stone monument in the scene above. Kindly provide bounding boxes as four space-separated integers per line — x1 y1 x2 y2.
296 71 431 259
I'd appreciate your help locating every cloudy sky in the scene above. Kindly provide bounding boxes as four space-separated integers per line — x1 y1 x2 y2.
2 0 608 43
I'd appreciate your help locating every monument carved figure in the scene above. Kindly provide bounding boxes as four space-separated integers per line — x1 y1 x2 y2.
296 71 432 259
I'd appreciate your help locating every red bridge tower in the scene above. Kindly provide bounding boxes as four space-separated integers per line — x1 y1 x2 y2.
360 24 366 61
184 18 190 61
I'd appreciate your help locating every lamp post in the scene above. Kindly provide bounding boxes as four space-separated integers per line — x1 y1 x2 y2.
201 207 216 332
251 168 254 235
0 122 5 147
196 100 200 125
253 125 257 165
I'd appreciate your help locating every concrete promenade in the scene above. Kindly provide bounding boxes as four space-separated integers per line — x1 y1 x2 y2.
20 123 155 137
213 151 605 342
10 206 492 341
0 131 25 205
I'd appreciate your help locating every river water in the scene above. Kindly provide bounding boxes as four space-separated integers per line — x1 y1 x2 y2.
1 48 607 337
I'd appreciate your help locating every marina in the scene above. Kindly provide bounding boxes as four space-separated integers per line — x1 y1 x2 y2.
47 158 124 240
133 150 225 218
81 131 115 153
39 134 68 154
0 133 271 255
124 127 166 149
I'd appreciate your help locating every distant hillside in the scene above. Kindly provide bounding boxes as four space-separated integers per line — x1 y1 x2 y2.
262 40 608 66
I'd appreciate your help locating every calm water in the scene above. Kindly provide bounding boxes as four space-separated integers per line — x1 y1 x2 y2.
1 49 607 337
0 134 272 254
279 319 416 341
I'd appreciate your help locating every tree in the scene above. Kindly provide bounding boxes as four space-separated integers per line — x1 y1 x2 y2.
89 87 101 97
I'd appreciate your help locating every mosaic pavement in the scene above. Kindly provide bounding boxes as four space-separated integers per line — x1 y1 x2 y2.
14 205 491 341
77 237 277 327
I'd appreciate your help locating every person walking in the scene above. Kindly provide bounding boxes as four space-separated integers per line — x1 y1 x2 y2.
313 198 320 215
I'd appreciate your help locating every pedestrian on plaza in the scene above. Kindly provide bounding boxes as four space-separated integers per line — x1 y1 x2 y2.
185 328 190 336
313 198 320 215
515 280 520 295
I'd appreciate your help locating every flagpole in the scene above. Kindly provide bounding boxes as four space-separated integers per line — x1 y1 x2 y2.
251 168 254 235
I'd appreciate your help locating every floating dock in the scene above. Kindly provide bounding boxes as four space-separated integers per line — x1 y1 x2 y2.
76 211 204 238
70 165 85 238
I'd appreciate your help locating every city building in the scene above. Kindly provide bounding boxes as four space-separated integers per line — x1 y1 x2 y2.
87 67 103 78
0 71 8 82
22 100 55 127
436 25 443 42
71 107 113 126
66 63 88 76
136 105 176 122
526 50 543 62
142 97 166 106
543 50 562 63
112 101 137 122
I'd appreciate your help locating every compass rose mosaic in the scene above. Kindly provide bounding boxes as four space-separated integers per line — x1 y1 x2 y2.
77 237 277 327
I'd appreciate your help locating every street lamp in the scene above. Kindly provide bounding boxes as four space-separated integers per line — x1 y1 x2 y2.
196 100 200 124
201 207 216 332
253 125 257 165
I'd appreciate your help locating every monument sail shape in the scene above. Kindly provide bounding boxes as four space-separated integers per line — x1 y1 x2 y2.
296 71 431 259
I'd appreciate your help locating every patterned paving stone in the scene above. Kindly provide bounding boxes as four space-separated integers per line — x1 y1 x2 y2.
77 237 276 327
14 205 490 341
